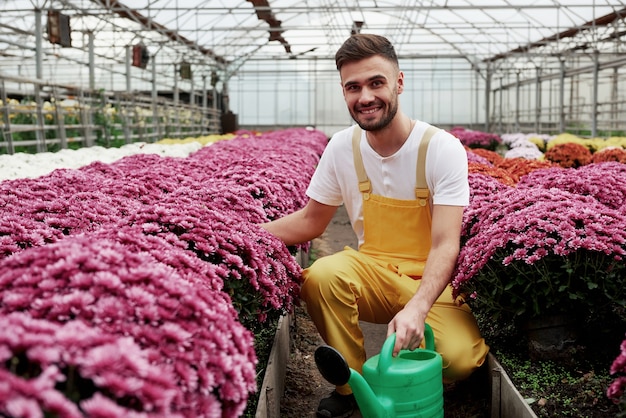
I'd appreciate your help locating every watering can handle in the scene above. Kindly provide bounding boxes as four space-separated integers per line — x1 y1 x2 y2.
378 323 435 374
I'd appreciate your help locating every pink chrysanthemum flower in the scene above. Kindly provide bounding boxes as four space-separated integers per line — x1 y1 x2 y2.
452 186 626 319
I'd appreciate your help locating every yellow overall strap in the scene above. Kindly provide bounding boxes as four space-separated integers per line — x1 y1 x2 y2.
353 124 439 204
351 126 371 200
416 126 439 206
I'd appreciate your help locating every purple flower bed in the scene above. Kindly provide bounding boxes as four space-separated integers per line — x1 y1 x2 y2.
0 235 250 417
452 188 626 313
454 157 626 408
0 128 328 417
517 162 626 213
450 127 502 151
126 197 301 322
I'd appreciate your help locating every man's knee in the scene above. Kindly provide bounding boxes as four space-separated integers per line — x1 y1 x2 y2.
439 339 489 382
301 256 342 302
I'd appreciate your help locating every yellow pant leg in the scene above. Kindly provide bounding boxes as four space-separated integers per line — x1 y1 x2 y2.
301 248 399 394
301 248 489 394
424 291 490 382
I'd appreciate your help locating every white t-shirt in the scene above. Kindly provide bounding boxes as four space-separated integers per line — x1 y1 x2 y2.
306 120 469 245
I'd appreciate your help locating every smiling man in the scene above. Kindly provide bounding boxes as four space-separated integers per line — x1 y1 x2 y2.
262 34 489 418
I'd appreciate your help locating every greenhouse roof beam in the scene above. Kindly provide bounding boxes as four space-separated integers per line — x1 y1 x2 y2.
89 0 228 67
2 1 626 97
68 4 626 13
246 0 293 56
485 7 626 63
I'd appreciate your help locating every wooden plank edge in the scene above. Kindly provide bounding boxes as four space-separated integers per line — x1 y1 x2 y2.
488 353 538 418
255 313 292 418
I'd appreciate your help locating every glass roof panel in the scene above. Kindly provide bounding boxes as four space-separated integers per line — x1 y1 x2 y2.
0 0 624 83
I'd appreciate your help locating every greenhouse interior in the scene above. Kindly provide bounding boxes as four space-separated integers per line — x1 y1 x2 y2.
2 2 626 418
1 1 626 152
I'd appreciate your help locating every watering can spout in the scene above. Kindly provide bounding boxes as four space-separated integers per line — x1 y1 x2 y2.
314 344 393 418
347 370 393 418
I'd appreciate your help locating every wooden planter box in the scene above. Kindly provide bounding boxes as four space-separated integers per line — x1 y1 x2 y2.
254 246 536 417
488 353 537 418
255 313 292 418
255 318 538 417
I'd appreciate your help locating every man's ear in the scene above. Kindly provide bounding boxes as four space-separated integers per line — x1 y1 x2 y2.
397 71 405 94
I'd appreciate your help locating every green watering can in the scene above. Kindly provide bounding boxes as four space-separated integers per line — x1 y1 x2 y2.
314 324 443 418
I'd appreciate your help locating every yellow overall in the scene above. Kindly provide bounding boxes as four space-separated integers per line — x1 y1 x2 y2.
301 126 489 395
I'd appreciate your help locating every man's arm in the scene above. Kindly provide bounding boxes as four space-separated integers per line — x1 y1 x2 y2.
387 204 464 355
261 199 339 246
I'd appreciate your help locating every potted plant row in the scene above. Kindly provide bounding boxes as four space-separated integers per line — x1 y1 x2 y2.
454 128 626 416
0 128 328 417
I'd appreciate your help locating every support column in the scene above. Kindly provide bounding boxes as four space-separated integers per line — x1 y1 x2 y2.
498 78 503 134
474 68 480 130
484 64 491 132
152 54 160 141
126 45 132 93
559 59 566 134
535 67 541 133
592 50 599 137
35 9 43 80
1 80 15 154
174 64 180 137
189 75 195 135
34 8 45 151
611 67 618 131
88 31 95 90
202 74 208 135
515 71 520 132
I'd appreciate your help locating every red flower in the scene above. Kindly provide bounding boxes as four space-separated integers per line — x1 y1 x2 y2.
591 147 626 164
468 162 516 186
544 142 591 168
495 158 558 182
467 147 504 165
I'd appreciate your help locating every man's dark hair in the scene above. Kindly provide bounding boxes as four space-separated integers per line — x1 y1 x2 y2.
335 34 399 71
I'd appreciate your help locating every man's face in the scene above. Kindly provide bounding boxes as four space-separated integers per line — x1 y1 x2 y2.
339 55 404 132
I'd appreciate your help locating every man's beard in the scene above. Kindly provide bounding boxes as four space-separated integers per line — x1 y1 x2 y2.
351 94 399 132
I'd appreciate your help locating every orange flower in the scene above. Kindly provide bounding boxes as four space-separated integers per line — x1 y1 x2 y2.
496 158 558 182
590 147 626 164
544 142 591 168
466 147 503 165
468 162 516 186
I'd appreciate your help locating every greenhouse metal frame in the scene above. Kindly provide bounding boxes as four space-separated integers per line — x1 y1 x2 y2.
1 1 625 154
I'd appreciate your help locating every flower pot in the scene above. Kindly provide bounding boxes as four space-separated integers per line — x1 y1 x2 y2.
523 314 579 362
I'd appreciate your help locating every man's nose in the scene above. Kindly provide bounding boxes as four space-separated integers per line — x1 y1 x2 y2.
358 87 375 104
